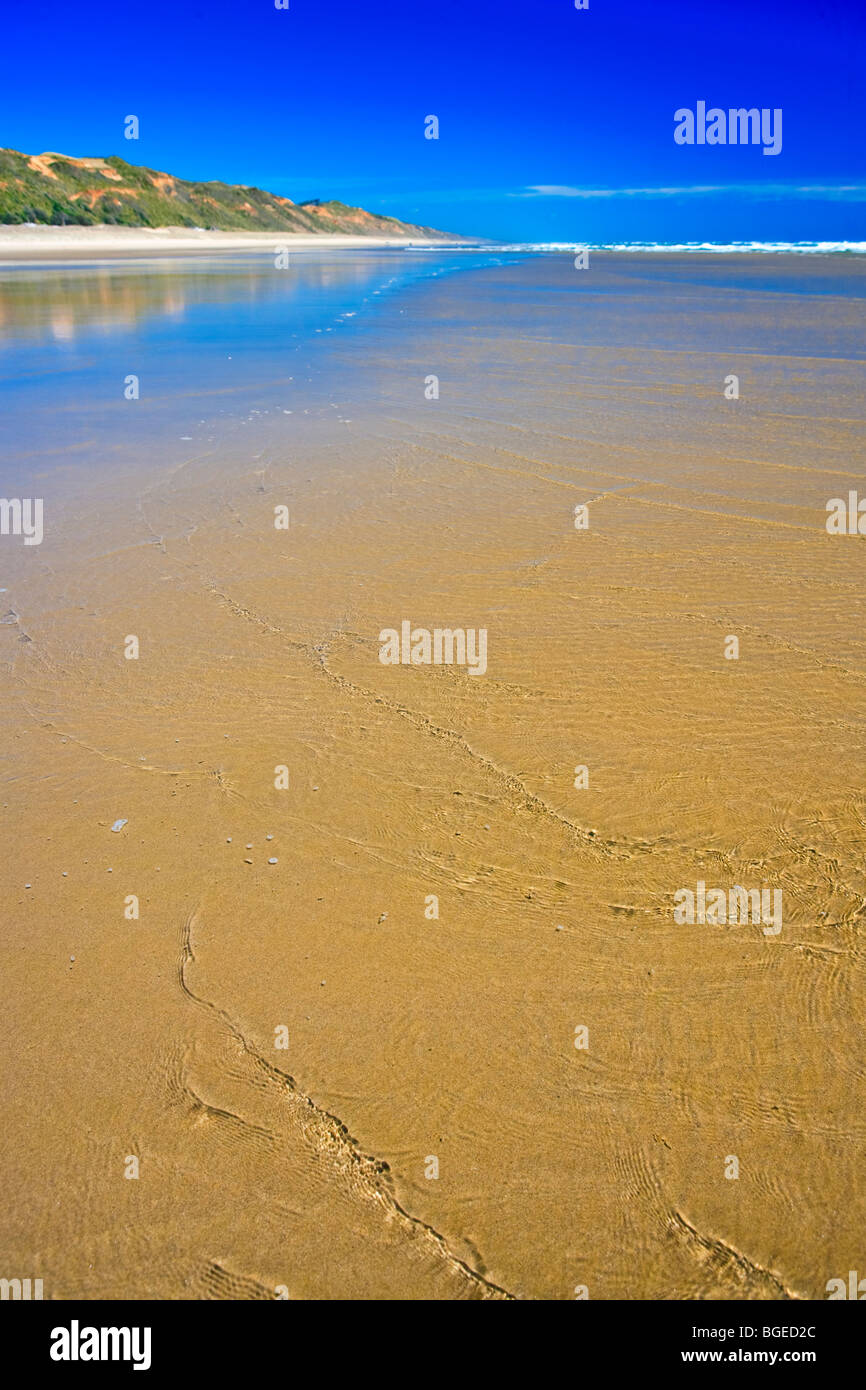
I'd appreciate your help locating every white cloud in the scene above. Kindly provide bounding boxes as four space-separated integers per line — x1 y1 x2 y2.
521 183 866 201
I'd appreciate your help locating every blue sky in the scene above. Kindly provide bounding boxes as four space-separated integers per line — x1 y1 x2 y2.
2 0 864 241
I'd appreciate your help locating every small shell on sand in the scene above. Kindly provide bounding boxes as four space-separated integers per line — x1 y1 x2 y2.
111 819 128 833
268 857 278 865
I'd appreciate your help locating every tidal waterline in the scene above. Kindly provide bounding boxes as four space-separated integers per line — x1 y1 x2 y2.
3 248 864 503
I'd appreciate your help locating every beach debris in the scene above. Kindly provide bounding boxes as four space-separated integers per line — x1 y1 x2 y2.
378 912 388 923
268 857 278 865
111 819 128 833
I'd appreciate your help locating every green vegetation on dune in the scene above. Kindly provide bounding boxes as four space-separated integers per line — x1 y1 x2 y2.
0 148 449 237
0 149 95 225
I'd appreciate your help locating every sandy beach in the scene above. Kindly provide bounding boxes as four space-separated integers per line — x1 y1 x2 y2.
0 223 463 264
1 250 865 1300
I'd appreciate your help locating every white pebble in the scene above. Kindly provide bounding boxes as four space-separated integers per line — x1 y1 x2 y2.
268 857 278 865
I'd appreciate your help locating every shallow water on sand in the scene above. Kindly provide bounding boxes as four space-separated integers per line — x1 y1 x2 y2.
0 249 514 493
1 252 865 1299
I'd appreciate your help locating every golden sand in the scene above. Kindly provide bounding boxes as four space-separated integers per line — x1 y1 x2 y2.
1 253 864 1299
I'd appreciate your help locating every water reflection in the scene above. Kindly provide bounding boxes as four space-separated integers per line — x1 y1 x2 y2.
0 253 428 346
0 250 502 489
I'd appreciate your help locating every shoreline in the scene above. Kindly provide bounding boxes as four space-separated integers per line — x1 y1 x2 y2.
0 226 862 268
0 223 471 264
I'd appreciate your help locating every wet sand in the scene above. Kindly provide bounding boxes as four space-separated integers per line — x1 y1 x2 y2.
1 253 865 1299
